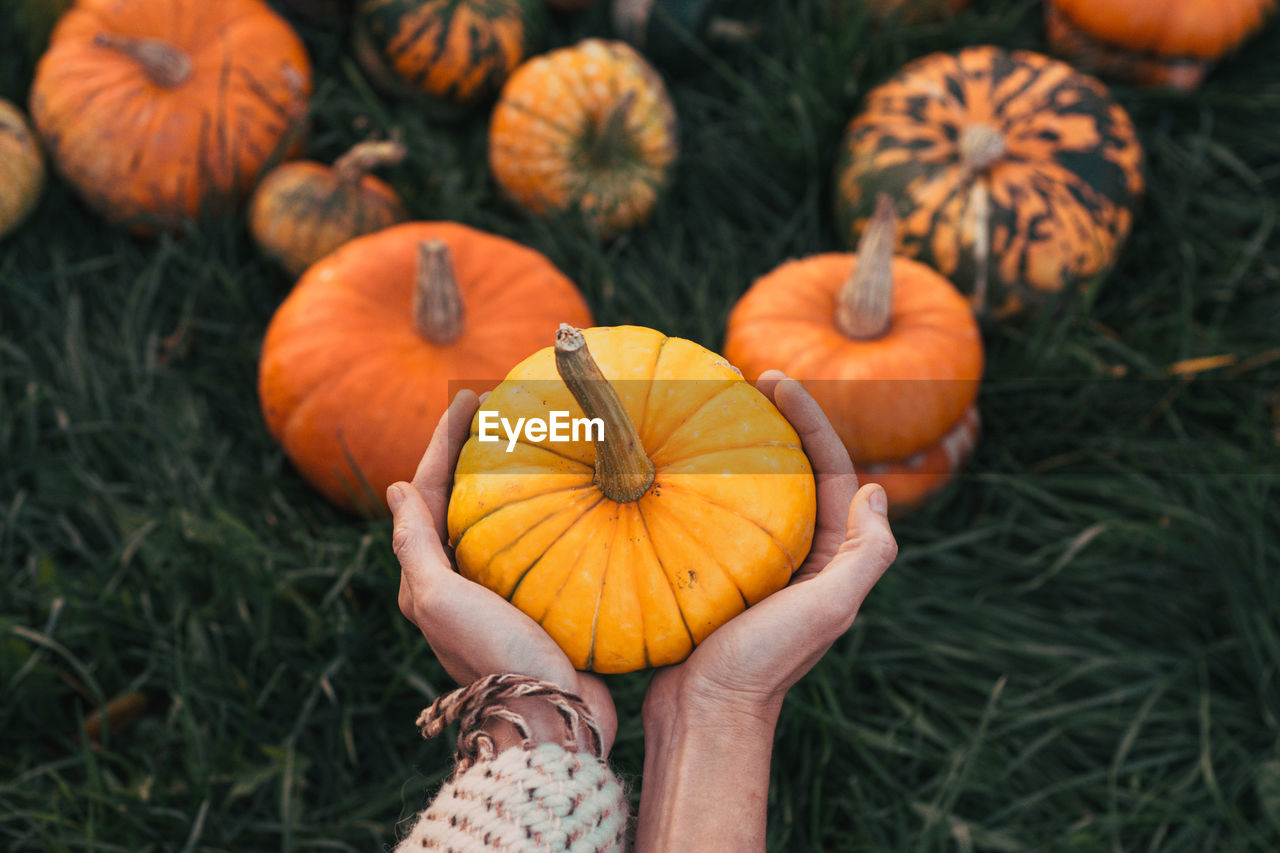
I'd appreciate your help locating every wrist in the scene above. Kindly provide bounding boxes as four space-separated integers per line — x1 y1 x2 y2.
642 674 784 740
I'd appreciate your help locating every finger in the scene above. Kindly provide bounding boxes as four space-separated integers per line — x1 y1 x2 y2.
823 483 897 605
753 369 787 406
412 389 480 543
388 480 454 612
772 377 854 479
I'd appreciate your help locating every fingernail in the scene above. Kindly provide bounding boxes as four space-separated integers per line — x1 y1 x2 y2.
869 485 888 516
387 485 405 512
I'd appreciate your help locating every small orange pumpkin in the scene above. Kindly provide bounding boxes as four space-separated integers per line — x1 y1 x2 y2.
258 222 593 515
859 405 979 515
448 325 816 673
489 38 678 238
1046 0 1276 90
0 99 45 239
249 136 409 276
834 46 1145 318
30 0 312 234
724 195 984 465
353 0 544 109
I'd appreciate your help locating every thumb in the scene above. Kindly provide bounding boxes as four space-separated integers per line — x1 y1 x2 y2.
827 483 898 603
388 482 453 595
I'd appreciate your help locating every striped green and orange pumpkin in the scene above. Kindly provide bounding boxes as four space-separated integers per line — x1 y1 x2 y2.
834 46 1145 319
353 0 544 110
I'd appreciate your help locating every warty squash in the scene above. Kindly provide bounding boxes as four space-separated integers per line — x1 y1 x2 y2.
249 135 409 276
834 46 1145 319
448 324 817 673
258 222 593 516
0 99 45 239
30 0 312 234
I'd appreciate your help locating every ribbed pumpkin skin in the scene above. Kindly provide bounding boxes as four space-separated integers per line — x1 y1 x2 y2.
723 253 983 463
447 326 817 674
249 161 408 276
30 0 312 234
0 99 45 239
1046 0 1275 90
258 222 593 516
859 405 979 515
834 47 1144 318
354 0 543 107
489 39 678 238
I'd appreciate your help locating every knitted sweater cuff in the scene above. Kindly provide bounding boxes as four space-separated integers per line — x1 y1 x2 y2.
395 741 629 852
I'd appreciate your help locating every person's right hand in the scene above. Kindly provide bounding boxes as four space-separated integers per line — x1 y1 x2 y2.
643 370 899 725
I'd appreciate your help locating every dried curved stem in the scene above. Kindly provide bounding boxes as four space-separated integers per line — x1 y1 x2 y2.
333 134 407 186
836 194 897 341
555 325 655 503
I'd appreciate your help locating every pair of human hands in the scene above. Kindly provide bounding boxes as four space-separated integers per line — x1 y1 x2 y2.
388 371 898 754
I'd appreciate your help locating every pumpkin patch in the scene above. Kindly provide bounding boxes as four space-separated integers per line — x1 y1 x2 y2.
30 0 312 234
833 46 1145 319
258 222 593 516
448 325 817 673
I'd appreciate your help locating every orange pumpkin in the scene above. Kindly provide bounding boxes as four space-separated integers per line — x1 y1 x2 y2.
834 46 1145 319
30 0 312 234
724 195 983 465
489 38 678 238
0 99 45 239
448 325 817 673
258 222 593 516
859 405 979 515
1046 0 1276 90
353 0 544 109
249 136 409 276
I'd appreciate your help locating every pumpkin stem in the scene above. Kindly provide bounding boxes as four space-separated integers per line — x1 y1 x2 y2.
333 133 407 186
554 325 655 503
836 194 896 341
584 90 637 171
969 181 991 315
959 123 1006 174
94 33 192 88
413 241 464 345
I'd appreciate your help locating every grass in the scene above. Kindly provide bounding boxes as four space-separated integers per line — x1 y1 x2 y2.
2 0 1280 849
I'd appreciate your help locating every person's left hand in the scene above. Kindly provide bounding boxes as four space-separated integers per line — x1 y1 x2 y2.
388 390 617 753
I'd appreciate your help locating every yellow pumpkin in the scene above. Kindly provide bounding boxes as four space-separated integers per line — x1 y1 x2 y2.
447 325 817 673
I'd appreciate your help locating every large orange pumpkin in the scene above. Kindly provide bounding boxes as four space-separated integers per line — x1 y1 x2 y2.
258 222 593 516
1046 0 1276 90
489 38 678 239
0 99 45 239
249 136 409 276
30 0 312 234
834 46 1145 319
724 195 983 466
353 0 544 109
448 325 817 673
